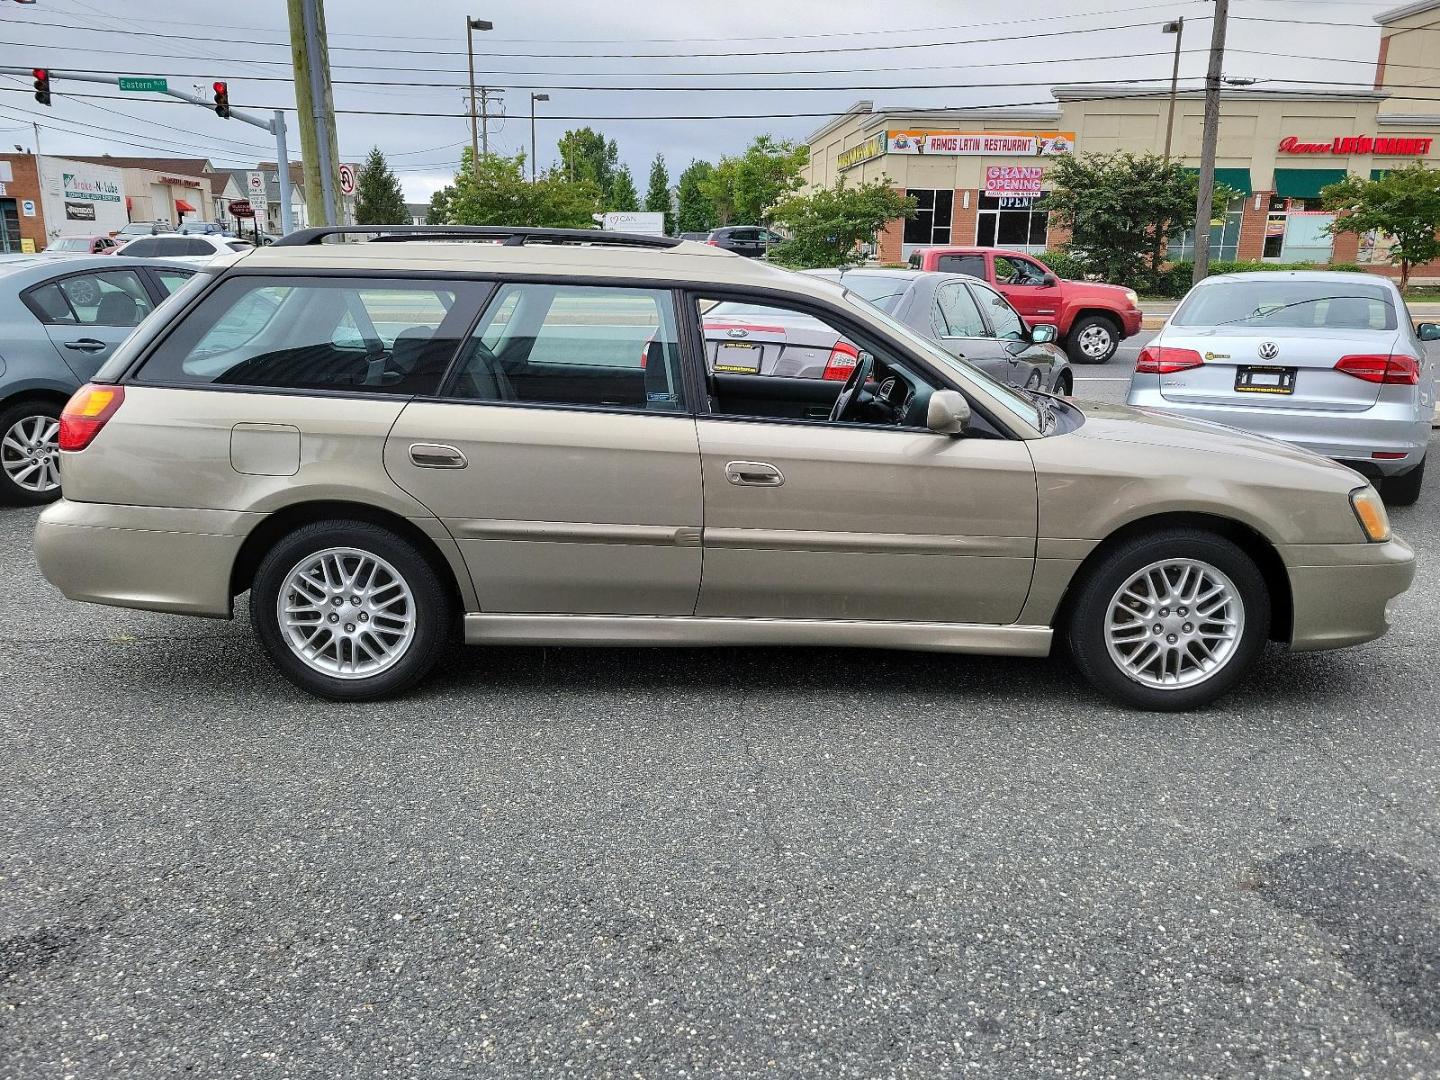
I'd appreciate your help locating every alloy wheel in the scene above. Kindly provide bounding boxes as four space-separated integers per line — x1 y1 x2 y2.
1078 324 1114 359
277 547 417 679
1 414 61 494
1104 558 1244 689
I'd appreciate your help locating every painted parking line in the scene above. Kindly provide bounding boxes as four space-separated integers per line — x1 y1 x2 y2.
1074 376 1132 381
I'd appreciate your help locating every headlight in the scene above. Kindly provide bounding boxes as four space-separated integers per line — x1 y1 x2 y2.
1125 289 1139 306
1350 486 1391 542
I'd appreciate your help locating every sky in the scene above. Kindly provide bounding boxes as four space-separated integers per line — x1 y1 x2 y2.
0 0 1416 203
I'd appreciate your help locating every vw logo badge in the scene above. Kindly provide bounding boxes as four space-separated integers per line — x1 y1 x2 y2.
727 327 749 339
1258 341 1280 361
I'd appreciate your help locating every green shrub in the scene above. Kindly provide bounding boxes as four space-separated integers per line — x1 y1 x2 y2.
1040 250 1090 281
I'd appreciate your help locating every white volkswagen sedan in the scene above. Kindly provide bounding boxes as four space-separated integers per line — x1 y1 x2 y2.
1128 271 1439 505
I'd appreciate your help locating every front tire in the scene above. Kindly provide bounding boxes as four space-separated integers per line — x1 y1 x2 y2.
250 520 452 700
1066 529 1270 711
0 399 63 506
1053 370 1073 396
1066 314 1120 364
1381 456 1425 507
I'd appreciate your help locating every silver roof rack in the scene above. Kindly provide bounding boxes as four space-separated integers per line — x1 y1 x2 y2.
270 225 684 249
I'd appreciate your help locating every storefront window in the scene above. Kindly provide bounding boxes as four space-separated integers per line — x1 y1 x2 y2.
903 189 953 248
1168 197 1244 262
975 194 1049 254
1263 196 1335 264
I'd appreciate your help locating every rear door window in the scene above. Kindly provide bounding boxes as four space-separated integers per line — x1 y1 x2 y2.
24 269 155 327
133 276 488 396
935 282 989 337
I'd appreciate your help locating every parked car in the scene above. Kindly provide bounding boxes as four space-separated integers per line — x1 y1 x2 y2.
0 255 198 504
34 226 1413 712
909 246 1143 364
800 268 1072 394
45 234 121 255
1128 270 1437 506
115 234 254 261
679 232 711 242
112 221 174 241
178 221 226 236
706 226 784 258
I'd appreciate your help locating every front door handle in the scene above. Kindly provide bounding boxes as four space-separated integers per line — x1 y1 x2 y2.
409 442 468 469
63 338 107 352
725 460 784 487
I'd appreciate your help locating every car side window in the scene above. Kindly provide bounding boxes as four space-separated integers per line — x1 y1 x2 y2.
121 238 158 257
25 270 155 327
154 269 195 295
971 283 1026 340
935 254 986 278
134 276 485 396
995 256 1046 286
935 283 989 338
447 283 686 414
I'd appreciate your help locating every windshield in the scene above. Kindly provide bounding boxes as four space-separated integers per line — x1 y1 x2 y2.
839 292 1042 431
835 275 908 314
1175 279 1398 331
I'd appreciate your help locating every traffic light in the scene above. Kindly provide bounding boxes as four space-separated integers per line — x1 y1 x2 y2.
212 81 230 119
32 68 50 107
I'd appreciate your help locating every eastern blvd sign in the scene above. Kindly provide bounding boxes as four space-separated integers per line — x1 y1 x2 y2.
117 76 169 93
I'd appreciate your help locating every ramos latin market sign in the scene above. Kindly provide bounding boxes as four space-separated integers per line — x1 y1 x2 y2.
836 134 886 171
888 130 1075 157
1278 135 1434 156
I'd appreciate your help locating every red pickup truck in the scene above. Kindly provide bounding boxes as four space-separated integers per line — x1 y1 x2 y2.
909 247 1142 364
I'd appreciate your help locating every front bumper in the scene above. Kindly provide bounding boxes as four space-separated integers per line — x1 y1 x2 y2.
1119 306 1144 337
1127 382 1429 477
34 499 255 618
1283 536 1415 651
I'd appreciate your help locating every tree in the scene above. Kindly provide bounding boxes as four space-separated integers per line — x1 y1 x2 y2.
424 185 452 225
353 146 410 225
609 164 640 212
445 148 601 229
1322 164 1440 289
645 153 672 234
701 135 810 225
675 159 717 235
557 127 619 199
767 178 916 269
1041 152 1202 288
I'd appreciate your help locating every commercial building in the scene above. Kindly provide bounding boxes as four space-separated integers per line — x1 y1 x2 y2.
60 156 216 229
0 153 129 252
802 1 1440 278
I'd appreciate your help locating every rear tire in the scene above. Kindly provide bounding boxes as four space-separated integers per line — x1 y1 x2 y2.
1066 314 1120 364
1066 529 1270 711
1381 456 1425 507
250 520 452 701
0 398 63 506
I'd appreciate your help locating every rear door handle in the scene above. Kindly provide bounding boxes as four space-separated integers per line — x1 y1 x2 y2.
725 460 784 487
63 338 107 352
409 442 468 469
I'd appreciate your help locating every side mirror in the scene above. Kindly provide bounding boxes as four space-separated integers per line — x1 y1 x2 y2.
1030 323 1058 344
926 389 971 437
1042 273 1060 287
1418 322 1440 341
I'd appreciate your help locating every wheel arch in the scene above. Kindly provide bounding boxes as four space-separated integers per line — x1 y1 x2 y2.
1050 511 1293 644
0 384 74 414
229 499 472 614
1068 307 1123 335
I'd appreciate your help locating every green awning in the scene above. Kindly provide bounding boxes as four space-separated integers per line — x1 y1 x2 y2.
1273 168 1347 199
1183 167 1252 195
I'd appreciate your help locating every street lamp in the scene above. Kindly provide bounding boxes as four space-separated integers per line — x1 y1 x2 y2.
1162 17 1184 160
530 93 549 181
466 16 493 166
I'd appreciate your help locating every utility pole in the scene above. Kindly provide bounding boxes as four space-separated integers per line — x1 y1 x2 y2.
466 17 492 166
478 86 504 156
287 0 340 226
1162 17 1184 160
1192 0 1230 284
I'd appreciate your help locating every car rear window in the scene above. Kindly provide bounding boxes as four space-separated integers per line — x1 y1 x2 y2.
1174 279 1398 330
132 275 489 396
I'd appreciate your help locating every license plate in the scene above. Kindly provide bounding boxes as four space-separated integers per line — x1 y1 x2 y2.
714 341 761 374
1235 365 1297 395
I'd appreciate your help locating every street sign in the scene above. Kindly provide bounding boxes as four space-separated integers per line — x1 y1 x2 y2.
338 162 358 196
230 200 255 219
118 77 168 93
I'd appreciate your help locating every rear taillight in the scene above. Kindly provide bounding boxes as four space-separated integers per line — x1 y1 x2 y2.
58 384 124 451
823 340 860 381
1135 345 1204 374
705 238 719 246
1335 353 1419 385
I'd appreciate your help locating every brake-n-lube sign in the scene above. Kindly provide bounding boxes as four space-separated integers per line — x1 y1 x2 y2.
62 172 122 202
887 130 1075 157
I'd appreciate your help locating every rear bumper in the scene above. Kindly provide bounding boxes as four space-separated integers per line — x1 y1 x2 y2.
1127 381 1429 476
1282 536 1415 651
34 499 253 618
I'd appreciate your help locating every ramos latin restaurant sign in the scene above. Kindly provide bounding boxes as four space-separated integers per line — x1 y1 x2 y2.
1278 135 1434 155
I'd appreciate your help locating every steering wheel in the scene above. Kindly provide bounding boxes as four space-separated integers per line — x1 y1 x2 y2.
828 350 875 423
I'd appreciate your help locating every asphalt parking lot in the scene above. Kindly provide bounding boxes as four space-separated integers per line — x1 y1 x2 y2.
3 375 1439 1077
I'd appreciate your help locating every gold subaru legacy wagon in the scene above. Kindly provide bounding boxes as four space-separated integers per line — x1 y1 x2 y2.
34 227 1415 711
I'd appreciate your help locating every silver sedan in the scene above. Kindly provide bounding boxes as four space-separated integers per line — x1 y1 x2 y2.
1127 271 1438 505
